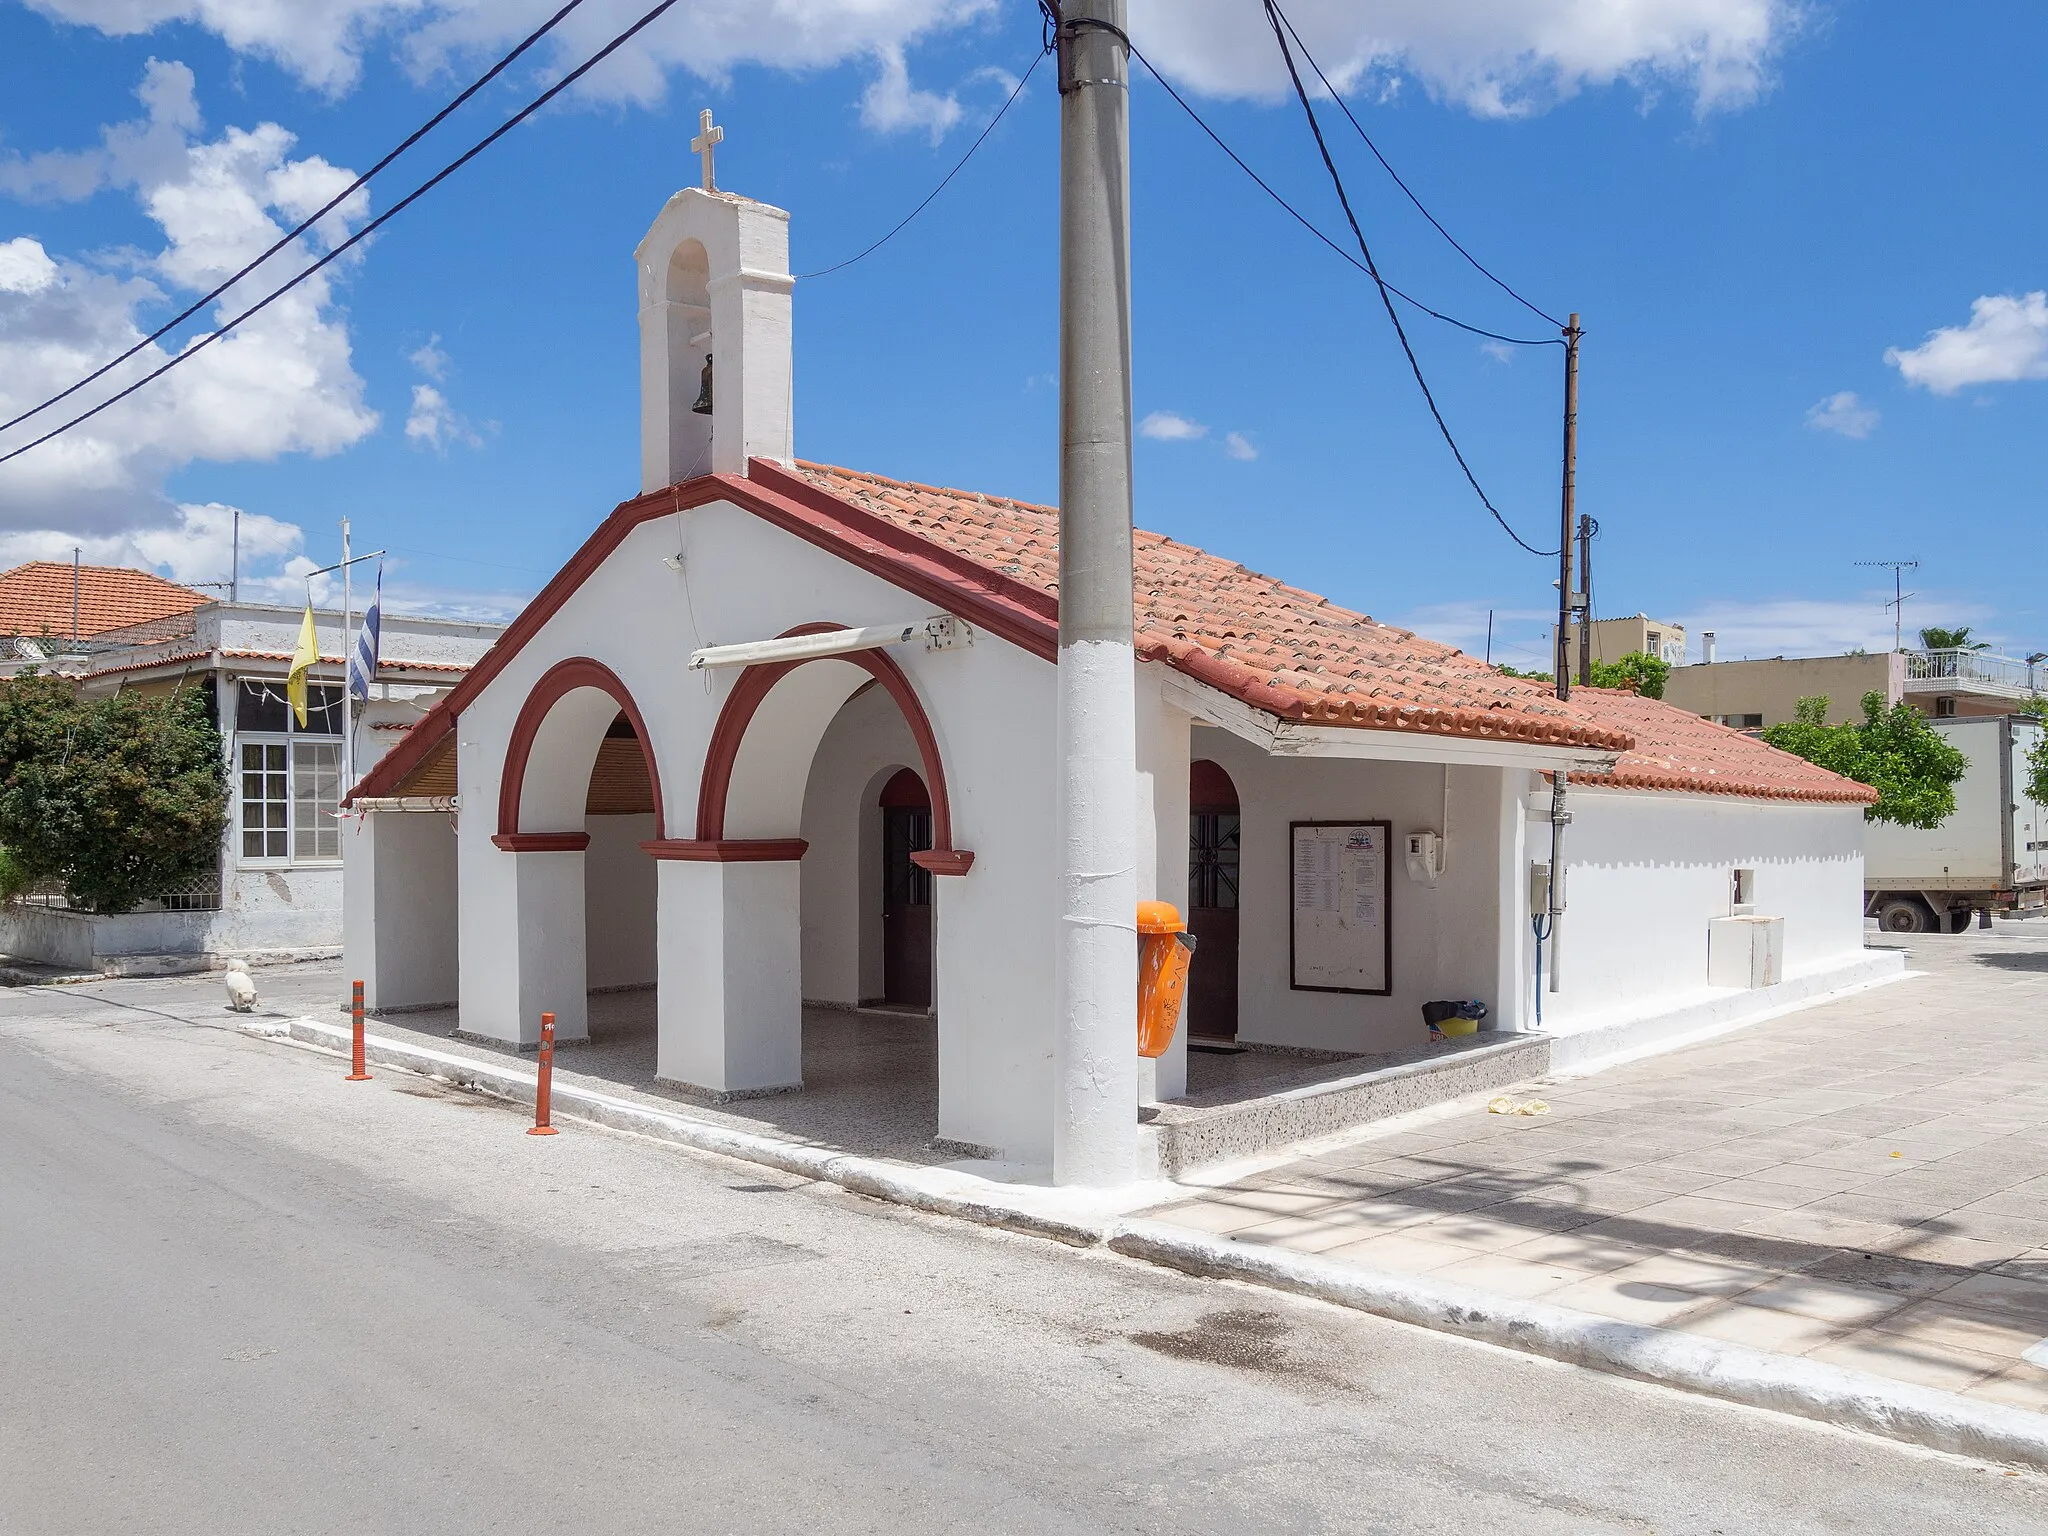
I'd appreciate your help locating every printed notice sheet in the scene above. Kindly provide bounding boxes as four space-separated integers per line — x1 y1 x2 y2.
1289 821 1390 993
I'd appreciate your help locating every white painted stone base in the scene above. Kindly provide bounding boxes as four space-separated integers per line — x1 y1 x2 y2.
1545 948 1909 1075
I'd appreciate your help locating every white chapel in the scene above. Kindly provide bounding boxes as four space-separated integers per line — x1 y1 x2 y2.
345 141 1891 1184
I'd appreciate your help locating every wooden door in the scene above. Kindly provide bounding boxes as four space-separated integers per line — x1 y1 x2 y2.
880 770 934 1008
1188 760 1241 1040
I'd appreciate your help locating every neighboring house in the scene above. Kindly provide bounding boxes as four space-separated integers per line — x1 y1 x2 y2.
1664 648 2044 728
345 178 1895 1182
1552 614 1688 668
0 559 206 654
0 596 503 973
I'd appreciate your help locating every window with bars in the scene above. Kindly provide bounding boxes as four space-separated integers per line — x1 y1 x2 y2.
1190 811 1241 910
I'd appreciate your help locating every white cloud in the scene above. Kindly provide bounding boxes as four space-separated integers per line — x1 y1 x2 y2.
1676 597 1993 661
23 0 999 111
1804 390 1877 439
0 62 375 610
1479 338 1515 364
1886 292 2048 396
1139 410 1208 442
1126 0 1798 118
859 44 963 143
408 334 449 381
405 382 480 450
1223 430 1257 460
0 238 61 294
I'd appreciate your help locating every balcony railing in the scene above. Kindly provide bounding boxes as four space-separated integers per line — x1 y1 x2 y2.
1903 649 2046 699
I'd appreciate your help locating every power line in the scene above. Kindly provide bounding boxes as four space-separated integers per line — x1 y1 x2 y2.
1258 0 1559 559
1270 0 1564 332
797 49 1047 280
0 0 592 442
1121 37 1554 351
0 0 688 471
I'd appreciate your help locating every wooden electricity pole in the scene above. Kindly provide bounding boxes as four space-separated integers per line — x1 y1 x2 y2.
1576 513 1595 687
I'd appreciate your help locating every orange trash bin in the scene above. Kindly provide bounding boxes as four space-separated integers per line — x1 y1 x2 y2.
1137 900 1198 1059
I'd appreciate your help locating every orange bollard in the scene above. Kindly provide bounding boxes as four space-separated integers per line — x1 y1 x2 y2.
527 1011 559 1136
346 979 371 1081
1137 901 1197 1059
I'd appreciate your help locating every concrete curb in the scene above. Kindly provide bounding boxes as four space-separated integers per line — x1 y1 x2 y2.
254 1016 1104 1248
1107 1218 2048 1470
245 1013 2048 1469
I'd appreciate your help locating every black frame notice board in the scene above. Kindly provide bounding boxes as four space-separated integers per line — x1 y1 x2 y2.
1289 820 1392 996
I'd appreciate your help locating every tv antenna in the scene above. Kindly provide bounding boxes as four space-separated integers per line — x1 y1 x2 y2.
1855 559 1919 651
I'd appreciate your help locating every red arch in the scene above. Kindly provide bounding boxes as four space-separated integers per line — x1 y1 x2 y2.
496 657 666 843
693 625 973 875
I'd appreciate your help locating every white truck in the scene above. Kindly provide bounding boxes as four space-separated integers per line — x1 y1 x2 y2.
1865 713 2048 934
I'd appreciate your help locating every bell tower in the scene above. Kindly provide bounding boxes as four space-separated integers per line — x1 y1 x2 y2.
634 110 794 491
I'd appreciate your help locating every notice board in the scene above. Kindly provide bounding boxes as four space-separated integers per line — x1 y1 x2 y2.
1289 820 1392 995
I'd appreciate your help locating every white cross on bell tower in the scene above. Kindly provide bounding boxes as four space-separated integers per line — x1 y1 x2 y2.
691 108 723 192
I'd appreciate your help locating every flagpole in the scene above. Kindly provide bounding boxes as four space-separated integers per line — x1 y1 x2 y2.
341 517 353 797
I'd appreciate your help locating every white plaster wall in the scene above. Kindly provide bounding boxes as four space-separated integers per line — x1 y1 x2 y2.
797 684 920 1007
343 812 457 1008
1193 725 1510 1056
585 814 657 990
1529 786 1868 1034
451 502 1061 1160
1136 665 1192 1101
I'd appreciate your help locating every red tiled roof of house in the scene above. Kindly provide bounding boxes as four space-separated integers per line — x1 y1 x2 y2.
1569 687 1878 804
790 461 1636 753
0 561 206 640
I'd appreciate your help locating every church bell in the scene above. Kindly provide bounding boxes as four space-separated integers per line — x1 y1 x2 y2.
691 352 714 415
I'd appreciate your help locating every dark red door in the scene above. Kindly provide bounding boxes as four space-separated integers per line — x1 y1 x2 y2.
880 769 934 1008
1187 759 1240 1040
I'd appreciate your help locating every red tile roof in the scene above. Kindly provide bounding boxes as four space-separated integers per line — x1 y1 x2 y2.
350 459 1874 808
1569 687 1878 804
0 561 205 641
789 462 1635 753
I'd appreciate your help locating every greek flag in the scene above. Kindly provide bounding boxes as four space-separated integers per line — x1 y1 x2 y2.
348 570 381 702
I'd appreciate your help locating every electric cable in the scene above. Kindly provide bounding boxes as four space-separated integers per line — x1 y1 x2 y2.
1120 36 1554 350
1269 0 1565 332
0 0 687 470
797 49 1046 280
1259 0 1558 559
0 0 593 440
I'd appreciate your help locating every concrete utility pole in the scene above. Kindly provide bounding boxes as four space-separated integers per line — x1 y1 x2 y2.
1052 0 1138 1187
1554 314 1581 701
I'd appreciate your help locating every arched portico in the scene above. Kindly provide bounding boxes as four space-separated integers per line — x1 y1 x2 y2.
484 657 667 1045
649 626 973 1101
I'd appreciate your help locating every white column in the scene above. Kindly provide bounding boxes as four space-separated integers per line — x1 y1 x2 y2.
656 859 803 1097
512 849 589 1044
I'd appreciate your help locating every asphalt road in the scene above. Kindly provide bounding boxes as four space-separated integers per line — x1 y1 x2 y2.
3 971 2045 1534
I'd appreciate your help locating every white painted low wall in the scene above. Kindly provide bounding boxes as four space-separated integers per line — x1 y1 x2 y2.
0 895 342 972
1527 786 1871 1039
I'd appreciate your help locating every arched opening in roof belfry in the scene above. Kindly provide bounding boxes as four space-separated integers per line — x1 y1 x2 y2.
664 238 712 485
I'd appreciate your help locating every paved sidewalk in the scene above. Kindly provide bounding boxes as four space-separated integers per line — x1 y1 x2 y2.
1147 926 2048 1414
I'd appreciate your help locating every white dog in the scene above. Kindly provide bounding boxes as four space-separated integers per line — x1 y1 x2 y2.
224 962 257 1013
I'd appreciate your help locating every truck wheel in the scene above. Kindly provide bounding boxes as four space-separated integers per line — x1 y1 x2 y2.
1877 898 1936 934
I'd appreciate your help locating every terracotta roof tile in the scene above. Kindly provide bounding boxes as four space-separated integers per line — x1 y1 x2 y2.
1566 687 1878 805
0 561 205 640
791 461 1635 754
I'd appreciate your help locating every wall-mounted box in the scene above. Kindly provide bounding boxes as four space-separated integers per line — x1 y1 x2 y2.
1708 914 1784 989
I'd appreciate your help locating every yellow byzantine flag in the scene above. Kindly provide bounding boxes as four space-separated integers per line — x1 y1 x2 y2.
287 602 318 727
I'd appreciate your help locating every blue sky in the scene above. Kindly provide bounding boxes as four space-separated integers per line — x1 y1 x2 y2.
0 1 2042 670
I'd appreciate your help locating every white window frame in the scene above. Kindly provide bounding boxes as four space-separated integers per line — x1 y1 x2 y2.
234 728 345 869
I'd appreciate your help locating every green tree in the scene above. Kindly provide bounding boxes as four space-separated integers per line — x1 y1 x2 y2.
2021 698 2048 808
1587 650 1670 699
1496 651 1669 698
0 675 227 913
1763 691 1970 829
1918 625 1988 652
